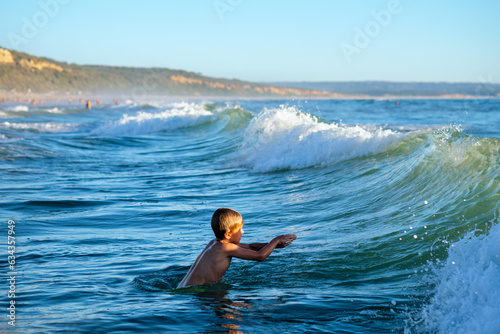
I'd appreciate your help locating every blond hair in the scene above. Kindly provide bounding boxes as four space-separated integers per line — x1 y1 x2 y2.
211 208 242 240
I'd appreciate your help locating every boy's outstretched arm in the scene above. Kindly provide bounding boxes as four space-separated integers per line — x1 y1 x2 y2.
227 234 297 262
239 234 296 250
238 242 267 251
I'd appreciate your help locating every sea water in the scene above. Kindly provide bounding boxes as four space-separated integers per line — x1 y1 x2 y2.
1 98 499 333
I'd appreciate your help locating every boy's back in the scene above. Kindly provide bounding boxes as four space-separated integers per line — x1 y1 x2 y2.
177 239 232 288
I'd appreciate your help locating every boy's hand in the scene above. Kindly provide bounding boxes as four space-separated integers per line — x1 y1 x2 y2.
275 234 297 248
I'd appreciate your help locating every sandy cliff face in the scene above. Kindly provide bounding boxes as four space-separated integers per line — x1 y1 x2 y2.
0 48 15 64
170 74 332 96
254 85 332 96
18 58 67 72
170 75 203 85
1 47 70 73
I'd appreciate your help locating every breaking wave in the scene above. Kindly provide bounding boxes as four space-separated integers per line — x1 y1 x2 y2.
92 102 216 136
237 105 406 172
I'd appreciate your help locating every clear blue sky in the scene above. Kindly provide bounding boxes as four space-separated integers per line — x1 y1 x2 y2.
1 0 499 83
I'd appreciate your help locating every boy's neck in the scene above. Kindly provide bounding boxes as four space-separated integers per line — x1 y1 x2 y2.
216 238 233 244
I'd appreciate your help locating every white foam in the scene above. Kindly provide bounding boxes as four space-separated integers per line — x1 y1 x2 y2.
7 105 29 112
92 102 214 136
238 105 405 172
1 122 77 133
43 107 63 113
0 134 23 142
419 223 500 333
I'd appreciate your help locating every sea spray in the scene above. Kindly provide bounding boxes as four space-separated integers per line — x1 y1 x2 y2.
415 222 500 334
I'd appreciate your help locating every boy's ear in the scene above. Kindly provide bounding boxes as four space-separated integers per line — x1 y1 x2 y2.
224 231 232 240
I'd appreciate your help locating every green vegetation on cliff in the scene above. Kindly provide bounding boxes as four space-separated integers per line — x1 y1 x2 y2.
0 47 332 98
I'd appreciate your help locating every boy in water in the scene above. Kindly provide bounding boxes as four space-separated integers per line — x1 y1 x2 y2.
177 208 297 288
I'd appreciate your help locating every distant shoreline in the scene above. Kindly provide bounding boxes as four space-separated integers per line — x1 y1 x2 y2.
3 47 499 101
1 91 498 105
268 81 500 99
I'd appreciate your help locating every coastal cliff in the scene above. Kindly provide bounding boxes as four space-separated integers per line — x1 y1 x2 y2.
0 47 334 98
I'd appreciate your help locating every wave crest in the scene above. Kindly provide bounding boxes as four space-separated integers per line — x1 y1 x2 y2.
1 121 78 133
238 105 405 172
92 102 215 136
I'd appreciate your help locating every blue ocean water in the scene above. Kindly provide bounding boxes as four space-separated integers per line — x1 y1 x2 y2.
1 98 499 333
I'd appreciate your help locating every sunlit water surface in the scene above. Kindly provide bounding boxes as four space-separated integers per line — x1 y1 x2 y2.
1 98 499 333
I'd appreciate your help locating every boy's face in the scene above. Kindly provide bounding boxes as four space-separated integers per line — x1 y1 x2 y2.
228 223 244 244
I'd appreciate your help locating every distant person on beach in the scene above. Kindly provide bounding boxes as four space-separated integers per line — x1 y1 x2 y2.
177 208 297 288
86 100 91 109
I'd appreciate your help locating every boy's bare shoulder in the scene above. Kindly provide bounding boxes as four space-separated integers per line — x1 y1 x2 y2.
218 241 241 252
204 239 237 253
202 240 245 260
